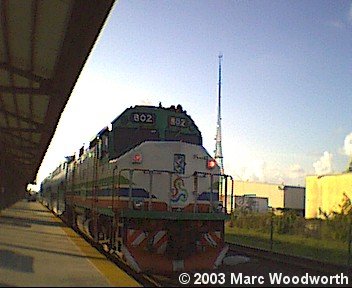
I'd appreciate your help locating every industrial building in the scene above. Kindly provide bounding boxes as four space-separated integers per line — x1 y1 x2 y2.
305 172 352 219
232 181 305 216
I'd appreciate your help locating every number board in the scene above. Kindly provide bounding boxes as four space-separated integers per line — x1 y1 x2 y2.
131 113 155 124
169 116 188 128
174 154 186 174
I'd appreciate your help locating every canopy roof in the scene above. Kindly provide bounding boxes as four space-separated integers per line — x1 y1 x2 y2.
0 0 115 185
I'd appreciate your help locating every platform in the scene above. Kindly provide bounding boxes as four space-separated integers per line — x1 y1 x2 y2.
0 200 141 287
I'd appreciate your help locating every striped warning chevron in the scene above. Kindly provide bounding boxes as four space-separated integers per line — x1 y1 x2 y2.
127 229 168 254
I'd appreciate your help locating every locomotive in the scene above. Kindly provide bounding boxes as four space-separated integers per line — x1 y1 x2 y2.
40 104 231 274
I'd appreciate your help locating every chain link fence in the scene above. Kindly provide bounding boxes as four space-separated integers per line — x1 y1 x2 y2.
225 209 352 266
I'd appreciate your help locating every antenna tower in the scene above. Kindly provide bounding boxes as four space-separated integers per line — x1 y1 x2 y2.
215 54 224 177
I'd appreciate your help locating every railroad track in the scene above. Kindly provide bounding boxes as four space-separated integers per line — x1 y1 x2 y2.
226 242 351 275
47 203 352 286
86 237 162 287
53 211 163 287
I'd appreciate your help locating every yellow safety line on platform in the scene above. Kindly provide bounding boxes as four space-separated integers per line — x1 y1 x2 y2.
48 214 140 287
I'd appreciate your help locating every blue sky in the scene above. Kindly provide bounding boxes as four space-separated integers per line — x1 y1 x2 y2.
36 0 352 187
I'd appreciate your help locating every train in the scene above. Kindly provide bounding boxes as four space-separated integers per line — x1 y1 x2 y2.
40 104 232 274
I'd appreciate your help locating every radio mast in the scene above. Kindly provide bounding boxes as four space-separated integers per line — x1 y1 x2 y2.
215 54 224 177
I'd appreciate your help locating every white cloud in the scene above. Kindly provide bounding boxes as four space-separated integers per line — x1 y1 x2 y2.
328 20 345 29
313 151 333 175
222 138 307 186
288 164 305 179
225 148 265 182
261 163 306 186
239 160 266 182
140 98 153 105
327 4 352 28
227 154 305 186
343 132 352 156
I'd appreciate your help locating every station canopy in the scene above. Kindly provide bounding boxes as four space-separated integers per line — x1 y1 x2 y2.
0 0 115 186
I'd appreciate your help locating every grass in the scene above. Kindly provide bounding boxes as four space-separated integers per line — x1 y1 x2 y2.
225 224 350 266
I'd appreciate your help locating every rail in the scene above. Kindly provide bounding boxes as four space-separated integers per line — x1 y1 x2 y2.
227 242 351 275
55 210 161 287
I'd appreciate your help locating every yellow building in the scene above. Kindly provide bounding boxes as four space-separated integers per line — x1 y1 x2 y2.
232 181 305 215
305 173 352 219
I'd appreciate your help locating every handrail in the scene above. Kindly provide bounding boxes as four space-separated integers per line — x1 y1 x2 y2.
193 171 234 213
114 168 233 214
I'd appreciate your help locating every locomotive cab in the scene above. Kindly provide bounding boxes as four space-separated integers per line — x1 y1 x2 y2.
108 105 202 159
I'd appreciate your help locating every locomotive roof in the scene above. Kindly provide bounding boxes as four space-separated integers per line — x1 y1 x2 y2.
85 104 202 161
110 104 200 131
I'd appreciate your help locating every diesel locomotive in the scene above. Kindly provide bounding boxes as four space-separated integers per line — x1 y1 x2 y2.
40 104 232 274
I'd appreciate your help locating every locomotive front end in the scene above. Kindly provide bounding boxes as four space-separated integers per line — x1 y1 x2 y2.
114 141 229 273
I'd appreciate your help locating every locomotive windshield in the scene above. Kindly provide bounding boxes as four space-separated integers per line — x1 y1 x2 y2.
109 105 202 159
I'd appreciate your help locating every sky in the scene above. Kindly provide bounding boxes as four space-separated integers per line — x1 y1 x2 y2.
34 0 352 189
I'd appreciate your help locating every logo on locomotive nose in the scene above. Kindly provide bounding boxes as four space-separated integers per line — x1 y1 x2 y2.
171 177 188 204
